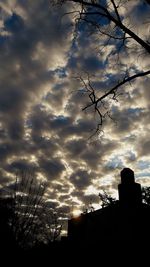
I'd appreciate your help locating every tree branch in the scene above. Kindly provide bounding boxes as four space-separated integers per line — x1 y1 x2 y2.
110 0 121 23
67 0 150 53
83 70 150 112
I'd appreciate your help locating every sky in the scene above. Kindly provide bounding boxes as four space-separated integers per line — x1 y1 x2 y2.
0 0 150 223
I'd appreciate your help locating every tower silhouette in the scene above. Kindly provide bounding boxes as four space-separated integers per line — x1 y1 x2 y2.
118 168 142 207
68 168 150 246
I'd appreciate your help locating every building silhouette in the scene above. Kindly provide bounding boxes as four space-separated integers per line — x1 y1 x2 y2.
68 168 150 247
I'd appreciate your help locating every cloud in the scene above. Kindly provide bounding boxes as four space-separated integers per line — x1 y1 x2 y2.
0 0 150 221
65 138 86 157
137 138 150 157
39 157 65 180
70 169 92 190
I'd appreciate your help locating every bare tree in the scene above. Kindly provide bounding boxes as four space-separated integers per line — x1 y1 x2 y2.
0 170 62 249
54 0 150 134
34 205 62 244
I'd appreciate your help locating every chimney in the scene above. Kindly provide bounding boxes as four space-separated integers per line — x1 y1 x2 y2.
118 168 142 207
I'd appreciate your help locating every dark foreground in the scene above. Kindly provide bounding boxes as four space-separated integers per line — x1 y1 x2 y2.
1 238 149 266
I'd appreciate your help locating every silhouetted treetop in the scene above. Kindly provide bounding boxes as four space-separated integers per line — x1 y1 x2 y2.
0 170 62 250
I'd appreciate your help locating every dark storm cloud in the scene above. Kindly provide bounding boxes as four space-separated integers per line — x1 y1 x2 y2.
68 54 104 73
71 190 100 206
64 138 118 173
60 118 97 138
4 12 24 32
111 106 145 135
65 89 92 119
8 119 24 140
5 159 37 174
0 138 35 162
67 16 107 74
80 140 118 169
0 0 72 144
80 55 105 72
0 143 13 162
30 106 52 141
69 169 92 190
39 158 65 180
37 137 59 157
65 138 86 157
137 139 150 157
30 106 96 139
50 115 73 131
0 86 26 114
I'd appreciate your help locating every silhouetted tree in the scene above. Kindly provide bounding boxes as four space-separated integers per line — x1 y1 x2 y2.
99 187 150 208
82 201 95 214
54 0 150 134
10 171 46 248
0 171 62 250
99 190 117 208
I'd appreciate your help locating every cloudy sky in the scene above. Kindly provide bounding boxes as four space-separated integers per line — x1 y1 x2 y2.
0 0 150 221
